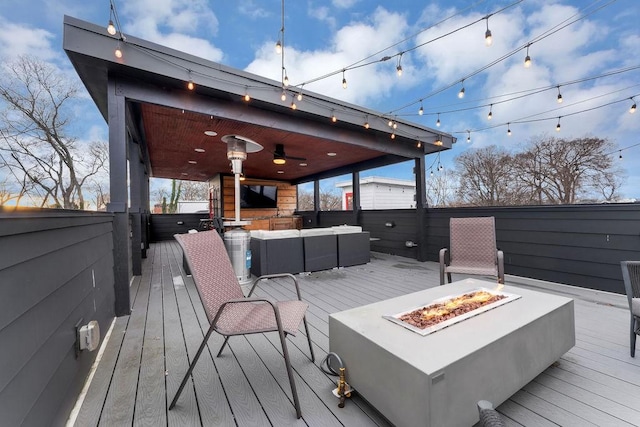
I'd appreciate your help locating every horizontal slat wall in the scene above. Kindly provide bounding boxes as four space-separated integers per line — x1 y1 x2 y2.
427 204 640 294
149 213 208 241
0 209 115 426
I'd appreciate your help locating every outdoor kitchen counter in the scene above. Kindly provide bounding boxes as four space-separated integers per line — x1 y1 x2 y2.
329 278 575 427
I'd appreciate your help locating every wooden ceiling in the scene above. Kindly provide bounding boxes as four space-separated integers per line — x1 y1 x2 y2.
141 103 403 183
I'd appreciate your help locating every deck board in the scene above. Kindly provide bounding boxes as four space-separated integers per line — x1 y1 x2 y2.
73 241 640 427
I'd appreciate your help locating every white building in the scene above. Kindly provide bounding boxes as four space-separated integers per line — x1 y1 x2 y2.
335 176 416 210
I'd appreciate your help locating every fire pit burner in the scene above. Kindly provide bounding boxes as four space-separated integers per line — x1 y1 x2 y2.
383 287 521 336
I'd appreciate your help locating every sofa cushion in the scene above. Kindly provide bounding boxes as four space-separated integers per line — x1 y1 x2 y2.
260 229 300 239
331 225 363 234
300 228 335 237
632 298 640 317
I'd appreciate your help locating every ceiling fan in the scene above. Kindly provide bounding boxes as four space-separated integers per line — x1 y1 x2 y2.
272 143 306 165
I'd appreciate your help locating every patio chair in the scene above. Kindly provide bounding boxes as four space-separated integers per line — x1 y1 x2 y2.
439 217 504 286
169 230 315 418
620 261 640 357
477 400 507 427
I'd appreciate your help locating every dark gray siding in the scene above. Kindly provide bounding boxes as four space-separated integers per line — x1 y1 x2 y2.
0 209 115 427
427 204 640 294
149 213 209 241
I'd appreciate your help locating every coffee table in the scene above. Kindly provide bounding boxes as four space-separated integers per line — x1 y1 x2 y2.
329 278 575 427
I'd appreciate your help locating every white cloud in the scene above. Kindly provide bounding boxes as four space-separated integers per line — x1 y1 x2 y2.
246 7 411 105
121 0 223 61
0 18 59 62
308 5 336 29
332 0 359 9
238 0 270 19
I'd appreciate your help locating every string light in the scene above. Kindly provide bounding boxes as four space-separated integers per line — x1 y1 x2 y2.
434 135 443 146
396 54 403 77
297 90 303 101
430 169 434 177
556 117 561 132
331 111 337 122
393 121 398 129
619 150 623 159
275 39 282 54
364 117 370 129
186 70 195 90
507 123 512 136
107 20 116 36
557 86 563 103
290 100 297 110
342 70 347 89
388 119 393 127
436 113 441 127
418 100 424 116
458 80 465 99
243 88 250 102
485 17 493 47
280 91 287 102
487 104 493 120
283 69 289 87
630 97 637 113
417 140 422 148
107 2 117 35
114 42 123 59
466 131 471 142
524 44 531 68
391 132 396 139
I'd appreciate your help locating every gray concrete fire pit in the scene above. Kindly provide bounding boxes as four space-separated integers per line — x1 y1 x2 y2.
329 278 575 427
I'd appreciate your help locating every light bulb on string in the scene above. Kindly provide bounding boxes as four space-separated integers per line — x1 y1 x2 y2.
630 98 637 113
114 42 123 59
331 112 337 123
466 131 471 143
243 88 250 102
281 91 287 102
619 150 623 159
418 101 424 116
485 18 492 46
487 104 493 120
396 54 403 77
430 169 434 177
556 86 563 103
417 140 422 148
388 119 393 127
290 101 297 110
107 20 116 35
283 71 289 87
556 117 562 132
275 39 282 54
364 118 370 129
507 124 512 136
297 91 303 101
436 113 441 127
186 71 195 90
342 70 347 89
524 44 531 68
458 81 465 99
391 132 396 140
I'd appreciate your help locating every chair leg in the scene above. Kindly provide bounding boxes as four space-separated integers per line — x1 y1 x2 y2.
632 317 637 358
302 316 315 362
169 323 217 410
217 336 230 357
447 272 452 284
278 327 302 419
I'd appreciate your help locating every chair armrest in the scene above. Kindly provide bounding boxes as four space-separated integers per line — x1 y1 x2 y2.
439 248 449 286
212 297 279 323
249 273 303 300
497 250 504 284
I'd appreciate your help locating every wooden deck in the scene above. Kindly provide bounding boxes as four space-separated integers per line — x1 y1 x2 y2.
70 241 640 426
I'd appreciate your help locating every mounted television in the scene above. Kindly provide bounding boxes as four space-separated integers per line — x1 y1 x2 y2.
240 184 278 209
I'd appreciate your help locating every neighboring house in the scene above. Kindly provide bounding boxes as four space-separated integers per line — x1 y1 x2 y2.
177 201 210 213
336 176 416 210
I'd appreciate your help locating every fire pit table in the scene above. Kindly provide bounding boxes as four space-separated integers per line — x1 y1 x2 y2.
329 278 575 427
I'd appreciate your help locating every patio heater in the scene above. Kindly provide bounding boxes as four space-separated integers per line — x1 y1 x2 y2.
221 135 263 284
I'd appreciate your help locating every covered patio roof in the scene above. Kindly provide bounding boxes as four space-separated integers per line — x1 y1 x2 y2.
62 15 453 184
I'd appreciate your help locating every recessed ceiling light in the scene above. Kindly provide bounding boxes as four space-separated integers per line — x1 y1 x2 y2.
188 160 197 164
299 162 307 166
194 148 205 153
327 152 337 156
204 130 218 136
277 170 284 174
181 172 188 176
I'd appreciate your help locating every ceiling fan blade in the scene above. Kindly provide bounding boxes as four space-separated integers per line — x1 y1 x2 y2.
285 154 306 161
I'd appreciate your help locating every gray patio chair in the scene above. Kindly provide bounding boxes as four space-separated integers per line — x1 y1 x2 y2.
620 261 640 357
477 400 507 427
169 230 315 418
439 217 504 286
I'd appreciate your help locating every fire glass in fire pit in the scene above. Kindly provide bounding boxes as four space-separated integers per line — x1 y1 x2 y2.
383 288 521 336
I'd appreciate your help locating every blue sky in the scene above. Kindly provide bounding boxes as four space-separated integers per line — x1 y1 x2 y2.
1 0 638 201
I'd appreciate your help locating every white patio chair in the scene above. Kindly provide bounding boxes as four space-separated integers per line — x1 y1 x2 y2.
169 230 315 418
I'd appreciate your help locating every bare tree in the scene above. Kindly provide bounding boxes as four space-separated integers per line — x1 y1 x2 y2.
319 187 341 211
297 187 314 211
514 136 620 204
0 56 107 209
425 168 457 207
180 179 209 200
